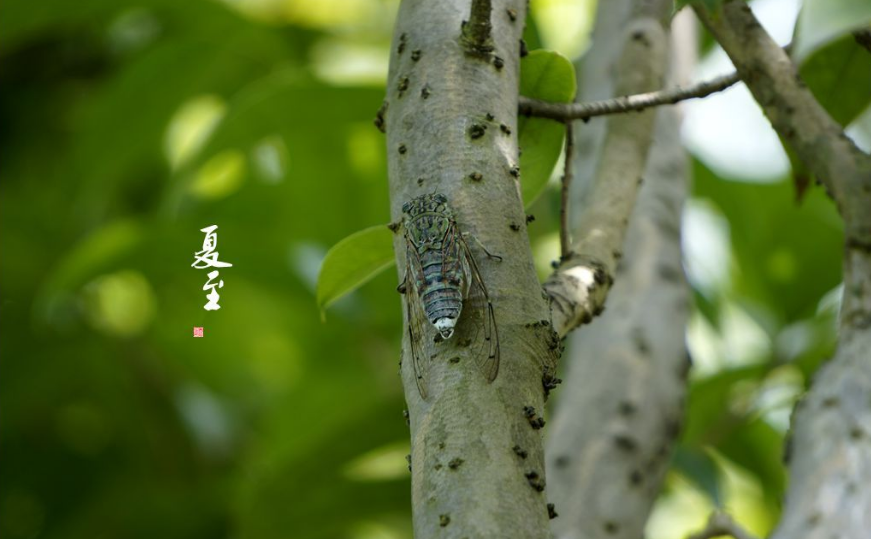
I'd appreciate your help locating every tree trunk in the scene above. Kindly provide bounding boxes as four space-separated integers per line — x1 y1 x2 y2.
384 1 556 536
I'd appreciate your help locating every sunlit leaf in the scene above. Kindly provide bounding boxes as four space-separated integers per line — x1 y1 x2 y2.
343 440 410 482
82 270 157 337
518 49 576 207
165 94 227 170
317 224 395 313
189 149 246 199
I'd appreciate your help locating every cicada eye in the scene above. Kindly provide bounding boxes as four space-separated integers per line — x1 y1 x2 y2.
435 194 448 204
402 201 412 213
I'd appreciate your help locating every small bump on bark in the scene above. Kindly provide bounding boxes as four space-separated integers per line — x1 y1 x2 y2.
469 123 487 139
619 401 636 416
613 434 637 452
397 33 407 54
373 101 387 133
547 503 558 519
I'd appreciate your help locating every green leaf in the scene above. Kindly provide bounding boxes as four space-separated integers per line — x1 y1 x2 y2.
780 33 871 199
717 418 786 504
674 0 722 12
692 159 843 323
799 35 871 127
316 225 396 313
518 50 576 207
681 364 769 446
672 445 723 506
793 0 871 61
33 219 145 326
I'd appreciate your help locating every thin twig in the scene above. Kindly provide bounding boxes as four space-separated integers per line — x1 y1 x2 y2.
559 122 574 259
461 0 494 57
519 71 740 121
687 512 759 539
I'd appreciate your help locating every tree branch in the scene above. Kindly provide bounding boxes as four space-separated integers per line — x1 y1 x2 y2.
461 0 494 58
519 70 739 121
687 512 759 539
386 1 556 537
559 122 574 258
546 6 693 539
693 3 871 539
543 0 671 338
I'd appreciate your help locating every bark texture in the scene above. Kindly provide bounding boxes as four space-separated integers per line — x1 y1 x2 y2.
693 2 871 538
542 0 672 337
545 5 693 539
384 1 557 537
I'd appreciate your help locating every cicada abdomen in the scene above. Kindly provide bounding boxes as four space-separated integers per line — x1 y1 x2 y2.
397 193 500 400
404 195 467 338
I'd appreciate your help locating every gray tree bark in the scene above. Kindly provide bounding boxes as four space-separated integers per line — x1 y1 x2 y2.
542 0 673 337
384 1 557 537
545 3 693 539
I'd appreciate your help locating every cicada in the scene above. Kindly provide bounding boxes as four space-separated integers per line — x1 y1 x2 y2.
396 193 500 400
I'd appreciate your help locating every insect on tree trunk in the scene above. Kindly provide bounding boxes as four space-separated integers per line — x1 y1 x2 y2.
383 0 559 537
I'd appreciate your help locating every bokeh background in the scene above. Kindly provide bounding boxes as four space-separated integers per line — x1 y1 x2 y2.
2 0 870 538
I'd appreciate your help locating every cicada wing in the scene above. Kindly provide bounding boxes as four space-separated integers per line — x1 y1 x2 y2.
404 238 431 400
456 229 500 383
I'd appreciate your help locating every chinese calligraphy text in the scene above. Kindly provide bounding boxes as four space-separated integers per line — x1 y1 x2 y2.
192 225 232 310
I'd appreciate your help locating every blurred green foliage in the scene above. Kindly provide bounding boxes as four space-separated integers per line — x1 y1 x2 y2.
0 0 867 538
